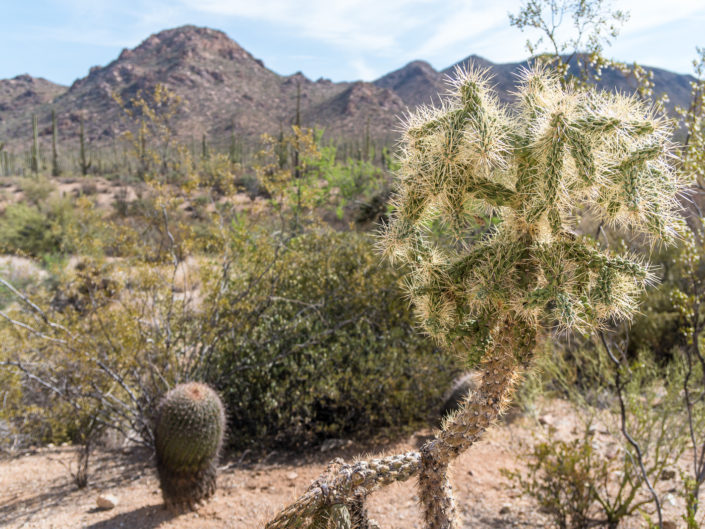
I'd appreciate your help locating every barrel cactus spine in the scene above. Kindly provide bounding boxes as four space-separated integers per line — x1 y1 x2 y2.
154 382 225 510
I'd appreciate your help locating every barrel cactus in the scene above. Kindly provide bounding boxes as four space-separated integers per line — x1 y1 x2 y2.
154 382 225 510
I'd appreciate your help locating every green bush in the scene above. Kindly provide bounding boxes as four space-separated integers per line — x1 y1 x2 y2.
0 202 64 257
208 226 462 449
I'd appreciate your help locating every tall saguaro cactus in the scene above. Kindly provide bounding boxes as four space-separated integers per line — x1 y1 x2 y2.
51 109 61 177
30 114 39 175
265 65 688 529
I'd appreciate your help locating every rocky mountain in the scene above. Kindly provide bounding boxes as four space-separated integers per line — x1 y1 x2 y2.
376 54 695 114
0 25 697 153
0 75 67 142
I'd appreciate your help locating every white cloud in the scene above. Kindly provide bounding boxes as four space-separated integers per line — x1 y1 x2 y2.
176 0 434 53
411 0 516 59
351 58 377 80
617 0 704 33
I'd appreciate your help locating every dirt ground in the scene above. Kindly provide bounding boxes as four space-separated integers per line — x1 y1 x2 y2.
0 401 687 529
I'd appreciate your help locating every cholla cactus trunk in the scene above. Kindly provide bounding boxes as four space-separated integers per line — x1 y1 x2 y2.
265 65 688 529
419 318 535 528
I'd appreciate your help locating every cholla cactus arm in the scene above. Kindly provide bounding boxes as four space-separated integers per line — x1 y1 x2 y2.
265 65 687 529
380 64 686 529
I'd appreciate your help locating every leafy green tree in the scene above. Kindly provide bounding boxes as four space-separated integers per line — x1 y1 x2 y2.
509 0 628 81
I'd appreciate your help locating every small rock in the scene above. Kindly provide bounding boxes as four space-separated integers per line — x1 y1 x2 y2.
538 414 553 426
96 494 119 510
660 469 676 480
499 504 511 515
663 521 677 529
286 471 299 480
320 439 352 452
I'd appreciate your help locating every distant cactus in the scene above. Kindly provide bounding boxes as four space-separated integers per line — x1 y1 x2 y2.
51 110 61 177
265 64 689 529
30 114 39 175
79 115 91 176
154 382 225 510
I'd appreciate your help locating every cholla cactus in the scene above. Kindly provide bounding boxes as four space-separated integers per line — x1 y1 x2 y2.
265 65 688 529
378 65 687 529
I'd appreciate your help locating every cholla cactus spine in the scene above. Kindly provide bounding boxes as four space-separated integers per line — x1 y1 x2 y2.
380 64 687 529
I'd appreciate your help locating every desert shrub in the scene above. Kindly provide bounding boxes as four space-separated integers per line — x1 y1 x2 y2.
207 226 462 449
0 202 66 256
0 196 109 258
509 346 690 529
15 176 56 206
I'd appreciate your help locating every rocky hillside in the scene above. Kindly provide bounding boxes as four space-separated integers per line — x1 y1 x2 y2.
376 54 695 114
0 25 696 152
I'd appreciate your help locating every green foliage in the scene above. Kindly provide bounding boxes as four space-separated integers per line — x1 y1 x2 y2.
15 176 56 206
113 84 192 184
0 194 109 258
155 382 225 510
0 201 66 257
511 342 693 528
209 226 461 449
509 0 629 83
505 424 607 529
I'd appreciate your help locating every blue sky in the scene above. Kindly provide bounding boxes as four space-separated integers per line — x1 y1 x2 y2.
1 0 703 86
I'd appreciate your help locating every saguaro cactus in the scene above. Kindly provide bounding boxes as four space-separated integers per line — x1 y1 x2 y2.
30 114 39 175
154 382 225 510
79 115 91 176
51 109 61 177
265 65 688 529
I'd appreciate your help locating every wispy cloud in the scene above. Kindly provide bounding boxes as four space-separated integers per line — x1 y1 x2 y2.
411 0 516 59
617 0 704 32
176 0 433 53
2 0 703 84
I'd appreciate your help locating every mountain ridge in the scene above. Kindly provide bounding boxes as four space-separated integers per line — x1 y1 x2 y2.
0 25 696 152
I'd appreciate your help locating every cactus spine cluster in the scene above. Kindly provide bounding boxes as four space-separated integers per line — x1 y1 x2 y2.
378 64 688 529
154 382 225 510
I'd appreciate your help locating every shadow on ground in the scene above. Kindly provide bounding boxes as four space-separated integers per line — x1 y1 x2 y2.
0 448 151 526
84 504 176 529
